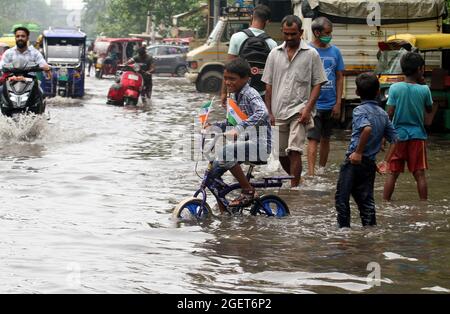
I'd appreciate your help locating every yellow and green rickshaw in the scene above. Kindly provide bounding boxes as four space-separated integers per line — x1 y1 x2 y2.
375 33 450 131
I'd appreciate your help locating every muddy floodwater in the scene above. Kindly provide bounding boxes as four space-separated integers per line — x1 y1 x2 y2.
0 76 449 294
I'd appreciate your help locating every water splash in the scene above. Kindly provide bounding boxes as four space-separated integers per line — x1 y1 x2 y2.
0 114 49 142
47 96 84 108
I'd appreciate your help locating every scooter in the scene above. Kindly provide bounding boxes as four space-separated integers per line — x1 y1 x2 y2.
107 63 144 106
95 56 115 79
0 61 47 117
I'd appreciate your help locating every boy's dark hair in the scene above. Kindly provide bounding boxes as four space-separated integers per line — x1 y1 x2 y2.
281 15 303 31
356 73 380 100
311 16 333 34
401 52 425 76
14 27 30 37
224 58 251 78
253 4 272 22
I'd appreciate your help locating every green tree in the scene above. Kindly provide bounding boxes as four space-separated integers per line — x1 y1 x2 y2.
82 0 110 38
0 0 62 36
82 0 206 38
445 0 450 25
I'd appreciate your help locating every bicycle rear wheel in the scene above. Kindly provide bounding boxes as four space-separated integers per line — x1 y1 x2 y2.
251 195 290 217
173 197 211 221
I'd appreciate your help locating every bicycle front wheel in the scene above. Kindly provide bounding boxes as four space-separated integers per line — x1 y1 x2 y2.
173 198 211 221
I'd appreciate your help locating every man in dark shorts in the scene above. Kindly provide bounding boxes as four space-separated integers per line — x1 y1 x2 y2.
306 17 345 176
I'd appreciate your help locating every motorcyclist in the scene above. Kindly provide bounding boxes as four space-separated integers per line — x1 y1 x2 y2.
0 27 51 96
125 46 155 99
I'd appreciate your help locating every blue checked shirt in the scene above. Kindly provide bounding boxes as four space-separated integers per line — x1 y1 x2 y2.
215 83 272 150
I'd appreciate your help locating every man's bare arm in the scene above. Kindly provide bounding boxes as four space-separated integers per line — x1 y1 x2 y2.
265 84 275 126
332 71 345 119
299 83 322 125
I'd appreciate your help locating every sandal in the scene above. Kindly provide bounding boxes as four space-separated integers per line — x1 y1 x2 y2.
229 189 257 208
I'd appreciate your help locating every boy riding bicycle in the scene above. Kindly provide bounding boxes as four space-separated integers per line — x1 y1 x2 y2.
205 58 272 208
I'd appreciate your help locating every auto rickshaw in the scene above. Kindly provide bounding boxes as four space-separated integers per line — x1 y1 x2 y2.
0 42 10 59
39 28 87 98
0 35 16 49
93 38 144 79
375 33 450 132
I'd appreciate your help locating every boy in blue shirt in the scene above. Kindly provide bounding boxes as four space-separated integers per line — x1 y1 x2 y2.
383 52 433 201
335 73 397 228
307 17 345 176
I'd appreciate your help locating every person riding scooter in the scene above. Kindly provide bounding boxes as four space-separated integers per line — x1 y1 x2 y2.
1 59 49 116
125 47 155 99
0 27 51 116
107 63 144 106
0 27 51 105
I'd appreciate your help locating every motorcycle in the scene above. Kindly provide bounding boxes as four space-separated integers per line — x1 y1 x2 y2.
107 63 147 106
0 60 47 117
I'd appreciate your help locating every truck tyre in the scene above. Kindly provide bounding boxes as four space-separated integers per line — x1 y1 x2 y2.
197 70 223 94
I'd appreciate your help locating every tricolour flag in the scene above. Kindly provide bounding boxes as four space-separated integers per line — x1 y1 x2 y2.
199 100 212 125
227 98 248 126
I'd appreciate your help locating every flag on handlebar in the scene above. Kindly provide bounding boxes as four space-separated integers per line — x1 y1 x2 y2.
199 99 213 126
227 98 248 126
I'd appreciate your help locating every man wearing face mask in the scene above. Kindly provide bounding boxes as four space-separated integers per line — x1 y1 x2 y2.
0 27 50 95
307 17 345 177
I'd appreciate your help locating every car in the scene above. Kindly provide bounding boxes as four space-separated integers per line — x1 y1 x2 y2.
147 44 189 77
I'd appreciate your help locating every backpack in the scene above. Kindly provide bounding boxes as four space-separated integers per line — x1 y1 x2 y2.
238 29 272 93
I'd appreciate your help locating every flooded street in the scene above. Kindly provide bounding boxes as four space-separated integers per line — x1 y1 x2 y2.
0 76 449 294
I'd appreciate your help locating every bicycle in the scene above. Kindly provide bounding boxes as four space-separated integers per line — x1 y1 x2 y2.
173 132 293 220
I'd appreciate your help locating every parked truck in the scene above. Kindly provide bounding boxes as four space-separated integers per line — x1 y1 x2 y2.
293 0 448 126
185 0 292 93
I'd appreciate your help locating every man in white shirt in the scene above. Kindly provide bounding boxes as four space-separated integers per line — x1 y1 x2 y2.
0 27 50 96
0 27 50 70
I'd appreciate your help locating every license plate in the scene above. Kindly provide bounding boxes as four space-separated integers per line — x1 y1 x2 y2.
128 74 139 81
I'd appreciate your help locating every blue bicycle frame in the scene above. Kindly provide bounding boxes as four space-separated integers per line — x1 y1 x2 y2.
193 161 293 217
